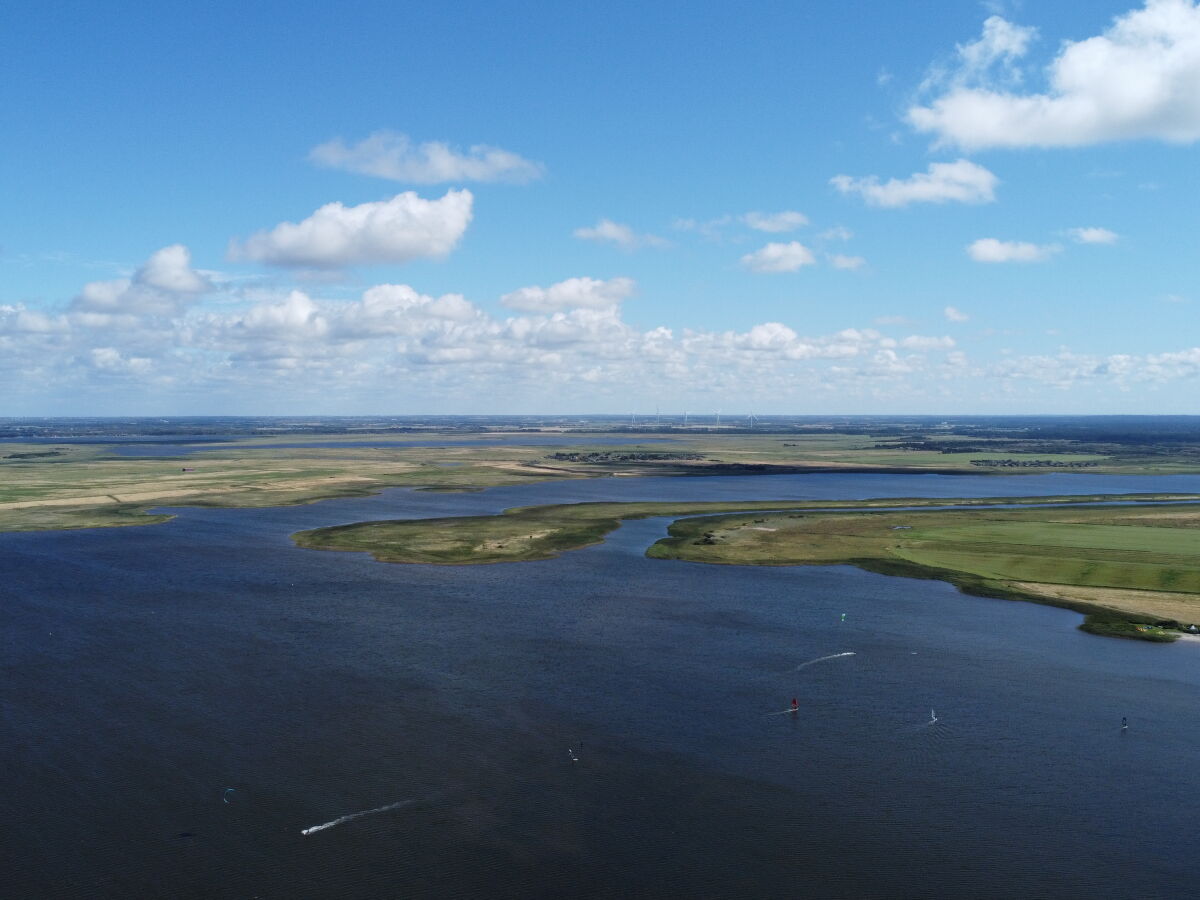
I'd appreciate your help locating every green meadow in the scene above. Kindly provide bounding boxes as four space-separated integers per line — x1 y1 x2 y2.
647 503 1200 639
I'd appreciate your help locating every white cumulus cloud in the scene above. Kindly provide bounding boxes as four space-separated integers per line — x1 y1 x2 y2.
335 284 481 340
573 219 668 250
819 226 854 241
71 244 212 318
228 290 330 341
967 238 1060 262
501 276 636 312
1068 226 1119 244
948 14 1038 86
829 254 866 270
740 241 817 273
966 15 1037 65
135 245 212 294
229 190 473 268
831 160 998 207
909 1 1200 149
89 347 152 374
741 210 809 232
309 131 544 184
900 335 956 350
944 305 970 322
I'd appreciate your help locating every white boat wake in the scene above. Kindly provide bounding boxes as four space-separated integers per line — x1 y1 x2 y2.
301 799 415 836
795 651 855 670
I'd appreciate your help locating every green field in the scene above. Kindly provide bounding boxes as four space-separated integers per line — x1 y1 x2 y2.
891 522 1200 594
651 511 1200 588
647 503 1200 638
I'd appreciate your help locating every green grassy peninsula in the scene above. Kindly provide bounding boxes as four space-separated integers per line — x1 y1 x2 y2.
294 495 1200 641
647 502 1200 640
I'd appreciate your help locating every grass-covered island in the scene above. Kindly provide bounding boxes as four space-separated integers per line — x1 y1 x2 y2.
292 494 1200 642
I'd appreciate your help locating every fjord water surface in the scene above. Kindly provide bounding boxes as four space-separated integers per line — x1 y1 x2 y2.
4 473 1200 898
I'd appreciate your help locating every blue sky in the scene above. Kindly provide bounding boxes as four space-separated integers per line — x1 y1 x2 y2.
3 0 1198 415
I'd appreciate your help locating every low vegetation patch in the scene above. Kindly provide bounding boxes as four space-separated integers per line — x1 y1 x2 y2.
1079 613 1180 642
293 494 1195 566
293 500 817 565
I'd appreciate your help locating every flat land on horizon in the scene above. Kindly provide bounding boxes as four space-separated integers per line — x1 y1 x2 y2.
5 423 1200 532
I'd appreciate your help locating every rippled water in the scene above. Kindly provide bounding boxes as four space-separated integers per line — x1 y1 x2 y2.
3 473 1200 898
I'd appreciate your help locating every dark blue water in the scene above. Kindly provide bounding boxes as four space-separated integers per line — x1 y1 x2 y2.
3 473 1200 898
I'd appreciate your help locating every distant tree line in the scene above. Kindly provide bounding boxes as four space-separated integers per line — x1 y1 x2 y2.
3 450 63 459
874 440 1109 456
968 459 1099 468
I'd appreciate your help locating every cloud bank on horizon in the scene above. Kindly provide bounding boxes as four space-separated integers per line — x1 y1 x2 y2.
2 0 1198 414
